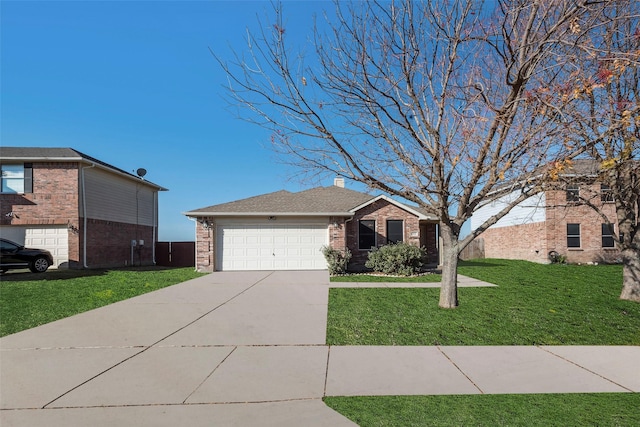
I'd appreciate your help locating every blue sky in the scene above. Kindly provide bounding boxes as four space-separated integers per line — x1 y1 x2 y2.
2 0 344 241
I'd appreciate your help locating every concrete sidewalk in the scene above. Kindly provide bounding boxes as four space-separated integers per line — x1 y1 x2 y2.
1 271 638 426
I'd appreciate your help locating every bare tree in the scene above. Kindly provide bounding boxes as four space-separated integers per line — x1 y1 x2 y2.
540 1 640 301
216 0 612 308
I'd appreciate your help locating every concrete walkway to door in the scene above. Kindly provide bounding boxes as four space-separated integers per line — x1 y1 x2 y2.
1 271 638 426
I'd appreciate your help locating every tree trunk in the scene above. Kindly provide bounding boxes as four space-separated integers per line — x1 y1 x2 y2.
620 248 640 302
439 227 460 308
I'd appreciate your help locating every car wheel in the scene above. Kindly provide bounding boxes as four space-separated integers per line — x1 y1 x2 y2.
30 256 50 273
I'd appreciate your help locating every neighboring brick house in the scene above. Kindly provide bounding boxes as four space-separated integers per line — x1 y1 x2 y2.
0 147 166 269
184 178 439 272
471 161 621 264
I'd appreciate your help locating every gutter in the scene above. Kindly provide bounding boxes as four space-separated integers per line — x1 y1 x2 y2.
182 211 355 217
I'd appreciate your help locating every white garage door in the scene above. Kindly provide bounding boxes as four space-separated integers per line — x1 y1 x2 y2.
216 223 328 271
26 227 68 269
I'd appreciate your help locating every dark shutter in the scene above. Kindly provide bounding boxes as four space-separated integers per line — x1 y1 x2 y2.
23 163 33 193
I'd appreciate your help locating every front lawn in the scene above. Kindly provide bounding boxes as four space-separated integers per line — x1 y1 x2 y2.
326 259 640 426
0 267 204 337
327 259 640 345
324 394 640 427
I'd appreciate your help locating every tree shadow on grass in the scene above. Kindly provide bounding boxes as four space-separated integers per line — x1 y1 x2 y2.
458 259 507 268
0 266 183 282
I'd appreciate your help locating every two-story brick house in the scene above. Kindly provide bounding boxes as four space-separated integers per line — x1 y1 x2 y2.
471 160 621 264
184 178 440 272
0 147 166 269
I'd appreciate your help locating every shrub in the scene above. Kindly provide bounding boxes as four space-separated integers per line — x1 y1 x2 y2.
365 243 426 276
548 250 567 264
322 246 352 275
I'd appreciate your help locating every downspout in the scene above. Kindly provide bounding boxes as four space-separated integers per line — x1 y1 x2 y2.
152 191 158 265
81 163 96 268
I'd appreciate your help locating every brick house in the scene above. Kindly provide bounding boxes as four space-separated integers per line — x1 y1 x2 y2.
184 178 440 272
0 147 167 269
471 161 621 264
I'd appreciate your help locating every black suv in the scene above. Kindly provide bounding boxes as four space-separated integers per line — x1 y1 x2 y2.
0 238 54 273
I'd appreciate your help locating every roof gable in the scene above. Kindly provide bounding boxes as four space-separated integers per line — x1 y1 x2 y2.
350 195 436 220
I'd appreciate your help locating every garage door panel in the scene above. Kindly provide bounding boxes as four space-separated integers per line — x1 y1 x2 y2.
25 226 68 269
217 223 328 271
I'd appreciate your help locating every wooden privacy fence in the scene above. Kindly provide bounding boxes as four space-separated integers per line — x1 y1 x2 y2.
460 238 485 260
155 241 195 268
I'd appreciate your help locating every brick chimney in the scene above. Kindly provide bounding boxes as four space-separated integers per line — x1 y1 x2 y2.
334 177 345 188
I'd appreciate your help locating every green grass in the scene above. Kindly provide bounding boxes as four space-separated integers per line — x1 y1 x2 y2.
327 260 639 426
324 394 640 427
327 259 640 345
0 267 205 337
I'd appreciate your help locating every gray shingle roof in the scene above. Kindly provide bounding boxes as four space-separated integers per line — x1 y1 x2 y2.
186 186 375 215
0 146 167 191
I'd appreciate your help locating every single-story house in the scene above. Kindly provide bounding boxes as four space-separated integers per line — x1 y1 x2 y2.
184 178 440 272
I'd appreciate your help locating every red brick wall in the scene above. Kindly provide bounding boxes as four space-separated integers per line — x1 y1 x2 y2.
194 219 214 272
481 221 548 263
1 162 80 226
83 219 157 268
544 188 619 264
1 162 82 266
345 199 421 270
480 185 620 264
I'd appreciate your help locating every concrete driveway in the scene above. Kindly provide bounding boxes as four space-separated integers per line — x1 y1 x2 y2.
1 271 355 426
1 271 638 426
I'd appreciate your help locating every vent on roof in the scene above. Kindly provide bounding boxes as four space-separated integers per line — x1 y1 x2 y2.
334 177 345 188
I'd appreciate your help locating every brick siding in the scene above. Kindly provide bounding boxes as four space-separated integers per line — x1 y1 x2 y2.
343 199 422 270
84 219 157 268
480 185 620 264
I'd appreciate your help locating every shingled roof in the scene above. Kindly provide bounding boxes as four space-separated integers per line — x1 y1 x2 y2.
0 146 167 191
185 184 438 220
185 186 375 216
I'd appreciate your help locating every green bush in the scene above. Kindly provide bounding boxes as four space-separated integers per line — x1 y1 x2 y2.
322 246 352 275
365 243 426 276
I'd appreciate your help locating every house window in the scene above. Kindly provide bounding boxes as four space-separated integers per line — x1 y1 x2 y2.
600 184 614 203
359 220 376 250
387 220 404 244
566 185 579 203
1 164 32 194
602 223 615 248
567 223 581 248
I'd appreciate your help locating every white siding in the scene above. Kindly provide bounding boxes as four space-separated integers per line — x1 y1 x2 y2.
471 191 546 230
83 167 156 226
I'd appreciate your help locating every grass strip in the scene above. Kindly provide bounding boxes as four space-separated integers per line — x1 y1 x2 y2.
0 267 204 336
324 394 640 427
